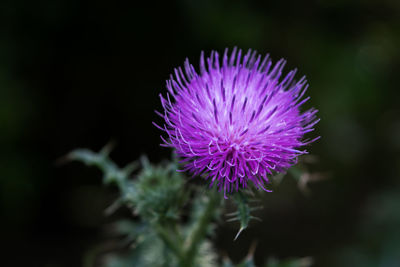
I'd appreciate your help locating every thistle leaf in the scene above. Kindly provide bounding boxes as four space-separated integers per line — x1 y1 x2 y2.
66 145 138 206
228 191 262 240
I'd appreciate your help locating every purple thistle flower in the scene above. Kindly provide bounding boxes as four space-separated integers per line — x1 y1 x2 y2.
154 48 320 197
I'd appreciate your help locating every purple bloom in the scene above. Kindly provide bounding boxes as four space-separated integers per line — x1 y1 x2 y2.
154 48 319 197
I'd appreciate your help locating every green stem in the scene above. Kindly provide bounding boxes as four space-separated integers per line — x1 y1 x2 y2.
105 160 185 262
154 223 184 261
181 191 220 267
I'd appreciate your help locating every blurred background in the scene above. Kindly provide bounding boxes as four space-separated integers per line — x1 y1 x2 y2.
1 0 399 266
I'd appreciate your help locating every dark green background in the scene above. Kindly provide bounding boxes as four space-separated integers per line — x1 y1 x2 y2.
1 0 399 266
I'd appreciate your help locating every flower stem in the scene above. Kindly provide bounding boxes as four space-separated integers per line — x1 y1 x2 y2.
154 223 184 261
181 191 220 266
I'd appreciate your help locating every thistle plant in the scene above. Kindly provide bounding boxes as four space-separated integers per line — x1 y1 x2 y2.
67 48 319 267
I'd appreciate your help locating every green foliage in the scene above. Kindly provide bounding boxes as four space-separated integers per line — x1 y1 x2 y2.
68 145 312 267
226 190 262 240
68 145 221 266
66 144 138 205
133 156 187 223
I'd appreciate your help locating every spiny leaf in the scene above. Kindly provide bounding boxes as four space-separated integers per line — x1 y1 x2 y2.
228 191 262 240
66 145 139 206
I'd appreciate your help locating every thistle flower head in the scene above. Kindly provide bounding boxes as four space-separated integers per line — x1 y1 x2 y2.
154 48 319 197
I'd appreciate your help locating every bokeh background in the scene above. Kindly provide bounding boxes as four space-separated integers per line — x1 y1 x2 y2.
1 0 400 266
